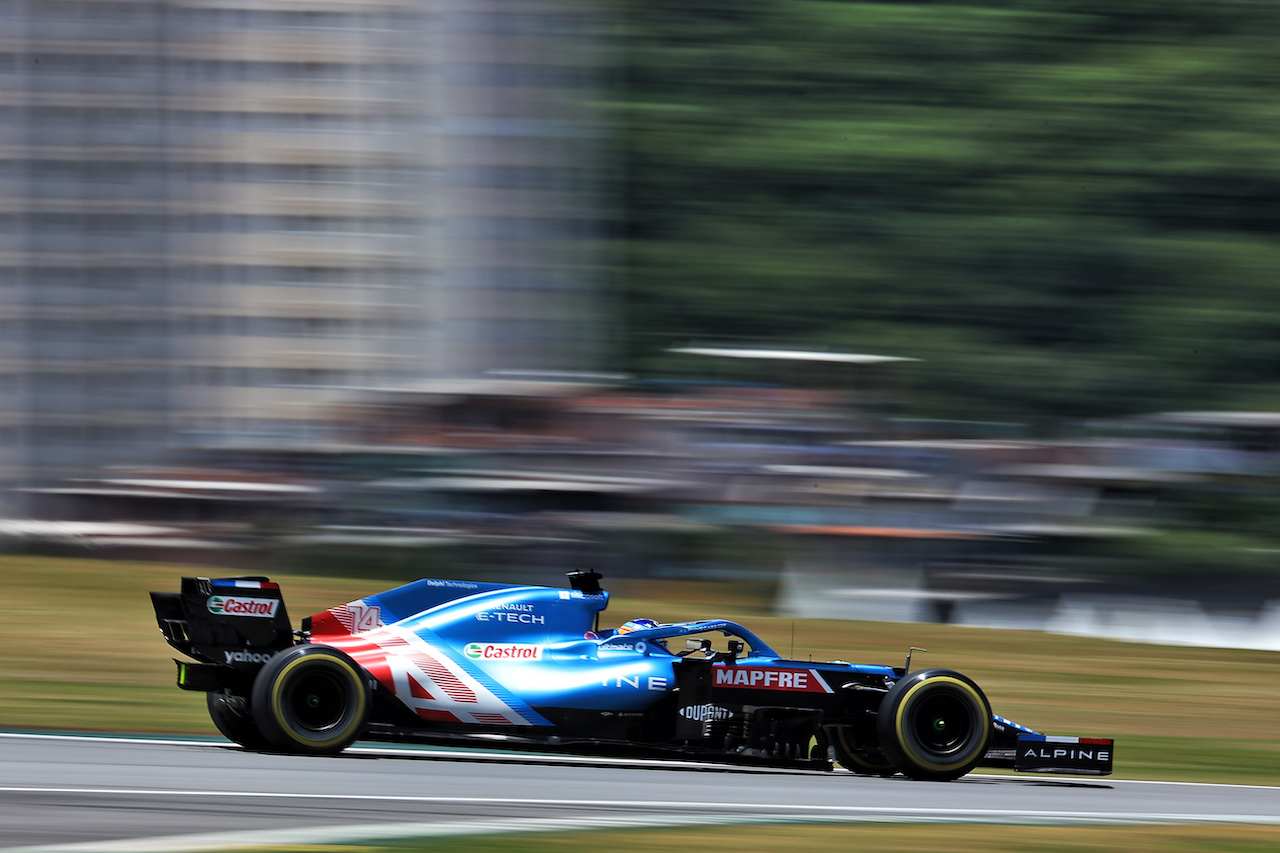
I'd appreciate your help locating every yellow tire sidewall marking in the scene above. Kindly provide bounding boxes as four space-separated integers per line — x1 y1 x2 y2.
269 652 366 749
893 675 988 773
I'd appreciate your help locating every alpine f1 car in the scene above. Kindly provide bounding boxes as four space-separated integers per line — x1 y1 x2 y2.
150 571 1113 781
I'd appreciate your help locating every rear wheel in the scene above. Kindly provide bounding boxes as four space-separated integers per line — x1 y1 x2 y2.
828 725 896 776
206 691 272 751
876 668 991 781
251 644 370 755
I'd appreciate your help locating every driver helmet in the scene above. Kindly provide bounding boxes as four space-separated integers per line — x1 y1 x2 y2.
617 618 660 635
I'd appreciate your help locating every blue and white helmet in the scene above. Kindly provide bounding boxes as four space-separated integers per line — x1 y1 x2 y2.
617 618 660 635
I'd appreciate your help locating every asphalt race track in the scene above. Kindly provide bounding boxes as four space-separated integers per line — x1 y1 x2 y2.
2 733 1279 851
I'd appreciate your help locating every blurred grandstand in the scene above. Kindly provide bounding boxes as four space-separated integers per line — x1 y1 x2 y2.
8 370 1280 650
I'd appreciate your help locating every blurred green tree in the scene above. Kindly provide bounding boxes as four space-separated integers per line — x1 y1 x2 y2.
618 0 1280 423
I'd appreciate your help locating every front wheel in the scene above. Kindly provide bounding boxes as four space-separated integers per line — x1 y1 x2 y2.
876 668 991 781
251 644 370 755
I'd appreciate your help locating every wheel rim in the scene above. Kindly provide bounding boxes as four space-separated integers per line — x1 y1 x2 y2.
287 670 347 732
910 692 974 756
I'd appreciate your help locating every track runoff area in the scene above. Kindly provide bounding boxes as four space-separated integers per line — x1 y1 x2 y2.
2 733 1280 852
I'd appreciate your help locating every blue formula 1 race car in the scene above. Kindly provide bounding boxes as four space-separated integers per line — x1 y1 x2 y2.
150 571 1113 781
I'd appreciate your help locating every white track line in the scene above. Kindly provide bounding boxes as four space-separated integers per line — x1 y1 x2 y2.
0 816 793 853
2 785 1279 825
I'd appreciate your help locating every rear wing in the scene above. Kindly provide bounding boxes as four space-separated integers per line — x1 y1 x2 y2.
150 576 296 671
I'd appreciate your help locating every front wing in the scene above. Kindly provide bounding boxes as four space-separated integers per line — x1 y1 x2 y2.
1014 735 1114 775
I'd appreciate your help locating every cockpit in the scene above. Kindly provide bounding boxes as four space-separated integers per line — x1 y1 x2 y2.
594 619 779 662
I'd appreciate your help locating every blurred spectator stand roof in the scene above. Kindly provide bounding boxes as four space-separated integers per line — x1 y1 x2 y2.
670 346 919 364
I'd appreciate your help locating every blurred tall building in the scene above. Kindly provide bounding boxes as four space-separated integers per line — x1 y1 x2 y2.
0 0 612 512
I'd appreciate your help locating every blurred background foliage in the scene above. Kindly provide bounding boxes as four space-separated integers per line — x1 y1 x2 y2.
619 0 1280 423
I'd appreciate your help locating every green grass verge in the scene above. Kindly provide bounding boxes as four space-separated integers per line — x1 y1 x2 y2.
2 556 1278 785
222 822 1280 853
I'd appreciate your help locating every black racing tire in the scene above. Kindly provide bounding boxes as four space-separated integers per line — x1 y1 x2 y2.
207 691 273 751
829 725 897 776
876 668 991 781
250 644 370 755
